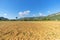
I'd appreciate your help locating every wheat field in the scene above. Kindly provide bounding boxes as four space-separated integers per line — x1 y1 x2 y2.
0 21 60 40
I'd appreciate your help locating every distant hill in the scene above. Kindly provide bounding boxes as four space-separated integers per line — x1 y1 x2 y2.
46 12 60 20
0 17 8 21
19 12 60 21
19 16 46 21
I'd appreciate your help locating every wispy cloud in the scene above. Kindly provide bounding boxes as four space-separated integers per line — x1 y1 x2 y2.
48 11 50 13
19 10 30 17
4 13 7 16
0 13 7 17
0 9 8 17
39 12 46 16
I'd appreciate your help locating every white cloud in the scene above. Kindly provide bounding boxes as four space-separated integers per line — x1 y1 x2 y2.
19 10 30 17
4 13 7 16
48 11 50 13
47 11 52 15
39 13 45 16
39 13 43 16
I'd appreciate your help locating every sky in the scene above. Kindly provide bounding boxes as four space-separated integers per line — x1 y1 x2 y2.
0 0 60 19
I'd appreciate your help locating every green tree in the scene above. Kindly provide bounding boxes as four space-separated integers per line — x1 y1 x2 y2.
16 17 18 20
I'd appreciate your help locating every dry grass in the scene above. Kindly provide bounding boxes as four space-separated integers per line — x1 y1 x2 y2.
0 21 60 40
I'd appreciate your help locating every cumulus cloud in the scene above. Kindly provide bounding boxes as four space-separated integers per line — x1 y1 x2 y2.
19 10 30 17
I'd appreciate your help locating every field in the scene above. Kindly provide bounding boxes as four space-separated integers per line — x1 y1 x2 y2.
0 21 60 40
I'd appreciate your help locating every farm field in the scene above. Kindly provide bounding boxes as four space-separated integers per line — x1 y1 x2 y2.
0 21 60 40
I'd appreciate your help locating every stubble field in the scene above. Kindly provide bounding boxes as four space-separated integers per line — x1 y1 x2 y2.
0 21 60 40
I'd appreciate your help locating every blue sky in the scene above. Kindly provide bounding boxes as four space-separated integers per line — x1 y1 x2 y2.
0 0 60 19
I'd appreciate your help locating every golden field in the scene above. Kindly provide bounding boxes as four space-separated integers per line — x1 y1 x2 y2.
0 21 60 40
